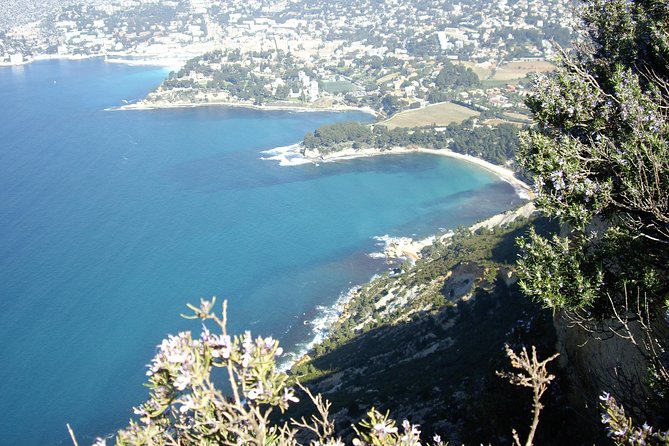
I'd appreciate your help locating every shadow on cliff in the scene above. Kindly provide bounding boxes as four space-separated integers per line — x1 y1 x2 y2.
286 278 596 445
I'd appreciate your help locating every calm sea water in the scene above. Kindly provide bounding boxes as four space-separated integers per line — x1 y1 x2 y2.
0 59 522 445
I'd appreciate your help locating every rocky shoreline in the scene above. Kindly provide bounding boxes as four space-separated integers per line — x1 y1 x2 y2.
378 201 537 261
111 97 379 116
376 201 536 262
286 200 537 370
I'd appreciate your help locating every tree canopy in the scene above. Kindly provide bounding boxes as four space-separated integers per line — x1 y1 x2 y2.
302 119 520 166
517 0 669 424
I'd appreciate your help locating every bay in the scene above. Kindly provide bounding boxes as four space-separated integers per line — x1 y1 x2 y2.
0 59 522 445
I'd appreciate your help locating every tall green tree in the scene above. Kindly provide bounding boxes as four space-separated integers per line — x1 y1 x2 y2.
381 94 401 116
517 0 669 424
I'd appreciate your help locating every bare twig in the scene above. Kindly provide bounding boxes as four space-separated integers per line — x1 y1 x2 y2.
291 384 335 442
497 345 559 446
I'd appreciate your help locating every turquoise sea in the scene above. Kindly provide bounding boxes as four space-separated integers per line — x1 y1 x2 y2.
0 59 522 445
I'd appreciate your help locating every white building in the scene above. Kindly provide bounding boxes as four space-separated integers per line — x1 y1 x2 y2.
10 53 24 64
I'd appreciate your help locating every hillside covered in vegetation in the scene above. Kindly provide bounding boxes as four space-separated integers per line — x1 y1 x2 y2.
302 119 521 166
287 216 584 445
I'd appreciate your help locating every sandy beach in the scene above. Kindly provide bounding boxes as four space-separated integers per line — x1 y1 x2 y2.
265 144 533 200
0 53 182 68
0 53 105 67
104 56 186 69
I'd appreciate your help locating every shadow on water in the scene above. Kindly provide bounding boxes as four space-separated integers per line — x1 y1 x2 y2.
382 182 526 237
159 150 444 192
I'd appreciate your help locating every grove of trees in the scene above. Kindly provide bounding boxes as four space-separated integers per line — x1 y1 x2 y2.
302 119 520 166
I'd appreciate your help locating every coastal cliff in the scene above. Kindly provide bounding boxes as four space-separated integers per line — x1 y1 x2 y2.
286 214 589 444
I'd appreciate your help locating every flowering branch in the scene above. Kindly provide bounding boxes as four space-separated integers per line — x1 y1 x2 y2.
600 392 669 445
103 298 449 446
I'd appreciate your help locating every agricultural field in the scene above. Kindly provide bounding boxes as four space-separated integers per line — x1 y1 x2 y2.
381 101 480 129
482 118 525 127
490 59 554 81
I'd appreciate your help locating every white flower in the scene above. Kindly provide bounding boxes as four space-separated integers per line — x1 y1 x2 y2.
283 387 300 404
178 395 195 414
263 337 275 350
208 333 232 359
243 331 254 354
174 372 191 391
200 326 211 341
247 383 264 400
373 421 398 438
133 406 148 417
166 352 188 364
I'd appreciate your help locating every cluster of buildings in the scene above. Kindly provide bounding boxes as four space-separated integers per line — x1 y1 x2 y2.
0 0 574 114
1 0 575 65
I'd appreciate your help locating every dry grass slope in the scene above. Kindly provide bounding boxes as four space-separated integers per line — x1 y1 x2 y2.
457 61 494 80
381 101 480 129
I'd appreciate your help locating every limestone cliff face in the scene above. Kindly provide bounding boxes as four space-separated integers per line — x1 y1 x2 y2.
440 261 485 302
553 311 654 426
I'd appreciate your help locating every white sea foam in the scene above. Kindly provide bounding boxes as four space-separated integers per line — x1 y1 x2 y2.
367 252 386 259
503 178 531 200
261 154 312 166
279 281 376 371
372 233 435 260
259 143 313 166
259 143 301 156
372 234 414 247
